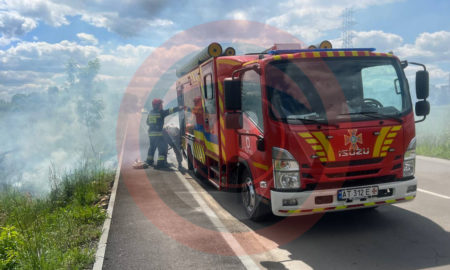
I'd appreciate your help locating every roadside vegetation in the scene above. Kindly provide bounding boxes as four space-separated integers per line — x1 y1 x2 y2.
0 161 114 269
416 105 450 160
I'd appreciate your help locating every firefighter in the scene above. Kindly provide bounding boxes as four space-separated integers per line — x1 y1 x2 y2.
146 98 182 168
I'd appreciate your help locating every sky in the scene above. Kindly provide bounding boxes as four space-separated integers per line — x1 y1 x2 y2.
1 0 449 101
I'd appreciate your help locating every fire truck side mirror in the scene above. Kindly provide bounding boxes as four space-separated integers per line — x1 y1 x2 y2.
416 70 429 100
224 112 243 129
224 78 242 111
415 100 430 117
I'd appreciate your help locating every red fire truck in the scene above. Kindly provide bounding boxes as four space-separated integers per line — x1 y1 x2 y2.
176 41 430 220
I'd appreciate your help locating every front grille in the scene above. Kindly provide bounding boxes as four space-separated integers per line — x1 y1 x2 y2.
326 169 380 178
304 175 397 191
322 158 383 168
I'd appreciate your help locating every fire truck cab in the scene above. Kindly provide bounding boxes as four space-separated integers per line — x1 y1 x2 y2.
176 42 430 220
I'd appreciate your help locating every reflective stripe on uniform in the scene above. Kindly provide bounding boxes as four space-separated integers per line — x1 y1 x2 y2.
149 132 163 136
158 156 165 161
147 115 160 124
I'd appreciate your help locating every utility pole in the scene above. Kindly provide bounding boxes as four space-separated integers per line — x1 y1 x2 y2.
341 8 356 48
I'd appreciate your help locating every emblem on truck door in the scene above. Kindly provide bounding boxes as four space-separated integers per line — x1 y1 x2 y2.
339 129 370 157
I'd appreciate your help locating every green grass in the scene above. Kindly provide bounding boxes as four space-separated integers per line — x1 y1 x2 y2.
416 132 450 159
416 105 450 160
0 160 115 269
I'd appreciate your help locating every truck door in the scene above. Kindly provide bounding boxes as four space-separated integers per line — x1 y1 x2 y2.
200 61 219 159
240 68 268 196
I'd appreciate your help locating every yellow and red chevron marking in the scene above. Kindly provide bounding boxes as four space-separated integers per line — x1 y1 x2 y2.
193 142 205 164
299 131 335 162
278 195 415 214
373 125 402 157
217 80 227 162
271 51 393 62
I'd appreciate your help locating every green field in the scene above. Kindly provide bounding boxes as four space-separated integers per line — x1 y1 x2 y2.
0 161 114 269
416 105 450 160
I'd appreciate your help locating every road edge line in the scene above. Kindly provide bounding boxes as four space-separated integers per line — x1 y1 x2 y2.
92 123 128 270
417 188 450 200
173 169 260 270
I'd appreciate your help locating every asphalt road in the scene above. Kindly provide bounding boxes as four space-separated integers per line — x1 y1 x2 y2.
103 118 450 269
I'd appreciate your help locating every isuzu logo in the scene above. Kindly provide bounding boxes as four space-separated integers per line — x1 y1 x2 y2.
339 129 370 157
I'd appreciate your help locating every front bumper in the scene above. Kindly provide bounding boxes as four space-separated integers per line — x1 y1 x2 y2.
271 178 417 216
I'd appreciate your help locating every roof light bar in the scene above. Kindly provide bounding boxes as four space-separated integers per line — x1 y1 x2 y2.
267 48 376 55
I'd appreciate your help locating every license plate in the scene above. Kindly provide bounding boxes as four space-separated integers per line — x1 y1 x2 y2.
338 186 379 201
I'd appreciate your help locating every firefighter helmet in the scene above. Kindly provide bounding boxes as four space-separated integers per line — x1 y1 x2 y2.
152 98 163 109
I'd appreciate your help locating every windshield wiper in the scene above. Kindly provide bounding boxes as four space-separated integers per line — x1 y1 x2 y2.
283 117 339 127
341 111 403 123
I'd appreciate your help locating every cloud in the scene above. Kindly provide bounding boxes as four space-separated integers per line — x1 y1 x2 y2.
0 11 37 45
351 30 404 52
396 31 450 63
0 40 159 99
0 40 100 98
0 40 100 72
0 0 72 27
424 64 449 80
80 11 173 37
98 44 155 75
0 11 37 37
1 0 175 38
265 0 402 44
345 30 450 85
76 32 98 45
279 0 400 9
266 8 341 43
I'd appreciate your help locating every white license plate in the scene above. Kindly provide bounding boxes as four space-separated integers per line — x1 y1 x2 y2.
338 186 379 201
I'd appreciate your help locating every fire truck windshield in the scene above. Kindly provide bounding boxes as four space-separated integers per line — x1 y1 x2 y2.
265 57 412 124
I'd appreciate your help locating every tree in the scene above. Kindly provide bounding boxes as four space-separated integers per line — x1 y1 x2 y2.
65 58 105 155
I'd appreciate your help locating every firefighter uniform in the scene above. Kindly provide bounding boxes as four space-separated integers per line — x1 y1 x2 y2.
146 100 181 168
163 126 183 168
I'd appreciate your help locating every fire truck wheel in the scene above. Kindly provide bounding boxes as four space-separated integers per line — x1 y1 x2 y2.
189 148 204 179
193 160 203 178
187 146 194 170
241 170 270 221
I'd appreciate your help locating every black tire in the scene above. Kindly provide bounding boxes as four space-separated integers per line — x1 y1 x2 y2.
241 170 270 221
193 158 205 179
188 146 204 178
187 146 194 170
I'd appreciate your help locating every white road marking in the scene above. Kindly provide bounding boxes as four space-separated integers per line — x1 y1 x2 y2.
418 188 450 200
93 123 128 270
172 167 260 270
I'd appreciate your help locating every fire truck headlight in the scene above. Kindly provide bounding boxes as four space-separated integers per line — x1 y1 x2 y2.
276 172 300 189
272 148 300 189
403 137 416 177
